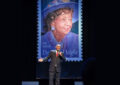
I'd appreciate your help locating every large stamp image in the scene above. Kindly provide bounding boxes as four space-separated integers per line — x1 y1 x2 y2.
37 0 83 61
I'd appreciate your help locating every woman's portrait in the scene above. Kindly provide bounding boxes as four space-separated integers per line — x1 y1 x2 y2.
37 0 82 61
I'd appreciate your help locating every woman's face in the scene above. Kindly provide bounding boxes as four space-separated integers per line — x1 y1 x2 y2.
52 12 73 35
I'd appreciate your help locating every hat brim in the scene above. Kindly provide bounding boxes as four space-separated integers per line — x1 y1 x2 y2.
42 2 78 23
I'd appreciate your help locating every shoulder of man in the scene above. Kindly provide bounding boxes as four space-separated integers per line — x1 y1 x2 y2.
60 52 64 54
50 50 56 53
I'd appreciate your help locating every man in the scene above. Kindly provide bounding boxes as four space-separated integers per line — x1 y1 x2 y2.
39 44 66 85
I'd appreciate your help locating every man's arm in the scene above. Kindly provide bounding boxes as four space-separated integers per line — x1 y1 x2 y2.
59 52 66 61
38 51 51 62
43 51 52 62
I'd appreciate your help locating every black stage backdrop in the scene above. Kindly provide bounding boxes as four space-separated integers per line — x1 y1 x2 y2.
2 0 97 85
17 0 96 80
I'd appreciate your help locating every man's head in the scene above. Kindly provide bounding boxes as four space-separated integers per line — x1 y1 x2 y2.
56 44 61 51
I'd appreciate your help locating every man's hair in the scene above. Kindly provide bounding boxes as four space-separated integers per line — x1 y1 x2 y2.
56 44 61 47
43 7 73 32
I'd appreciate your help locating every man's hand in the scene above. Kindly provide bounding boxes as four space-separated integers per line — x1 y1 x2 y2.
59 52 62 56
38 58 43 62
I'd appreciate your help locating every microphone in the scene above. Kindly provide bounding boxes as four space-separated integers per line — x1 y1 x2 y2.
58 51 62 56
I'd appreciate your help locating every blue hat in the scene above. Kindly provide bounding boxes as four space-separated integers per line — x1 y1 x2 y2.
42 0 78 23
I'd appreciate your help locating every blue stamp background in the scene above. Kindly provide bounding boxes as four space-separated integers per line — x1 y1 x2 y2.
37 0 83 61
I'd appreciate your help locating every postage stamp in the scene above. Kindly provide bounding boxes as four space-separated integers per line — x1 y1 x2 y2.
37 0 83 61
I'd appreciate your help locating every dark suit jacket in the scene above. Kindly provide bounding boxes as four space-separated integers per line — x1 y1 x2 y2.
43 50 66 72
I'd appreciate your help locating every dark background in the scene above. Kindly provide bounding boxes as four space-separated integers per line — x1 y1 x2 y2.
0 0 105 85
2 0 118 85
16 0 96 84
